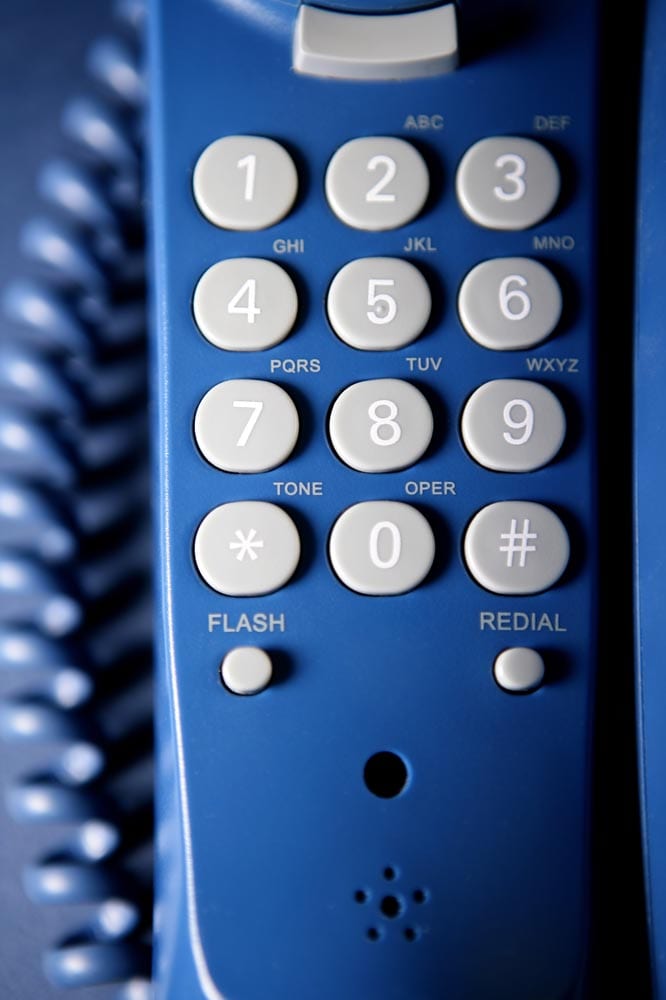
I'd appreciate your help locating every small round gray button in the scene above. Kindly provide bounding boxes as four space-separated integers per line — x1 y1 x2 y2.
195 380 299 473
330 501 435 595
494 648 545 693
464 501 569 595
193 136 298 231
461 380 565 472
193 258 298 352
221 647 273 695
456 137 560 230
327 257 431 351
458 257 561 351
194 502 300 596
325 137 429 231
329 379 433 473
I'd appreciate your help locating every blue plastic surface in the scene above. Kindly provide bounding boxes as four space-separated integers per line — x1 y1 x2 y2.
149 1 601 996
635 0 666 994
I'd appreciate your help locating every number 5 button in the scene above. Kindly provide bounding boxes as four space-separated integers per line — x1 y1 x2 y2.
195 380 299 473
330 501 435 595
461 380 565 472
456 137 559 230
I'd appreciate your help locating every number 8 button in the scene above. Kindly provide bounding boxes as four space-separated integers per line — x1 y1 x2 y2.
329 379 433 473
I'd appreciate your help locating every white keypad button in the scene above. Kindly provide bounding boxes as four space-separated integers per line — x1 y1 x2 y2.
330 501 435 595
456 137 560 230
325 137 429 231
193 136 298 231
195 380 299 473
327 258 431 351
458 257 561 351
329 379 433 473
221 647 273 696
461 379 565 472
493 648 545 693
193 258 298 352
464 501 569 595
194 502 300 596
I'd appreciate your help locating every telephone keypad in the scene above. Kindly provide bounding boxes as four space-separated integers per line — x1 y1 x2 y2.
328 379 434 473
325 137 429 231
327 257 431 351
193 135 298 231
458 257 562 351
463 501 570 595
193 258 298 352
194 380 299 473
461 379 566 472
329 501 435 595
190 134 573 601
455 136 560 230
194 501 301 596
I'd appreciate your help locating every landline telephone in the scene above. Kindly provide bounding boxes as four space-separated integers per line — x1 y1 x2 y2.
0 0 662 997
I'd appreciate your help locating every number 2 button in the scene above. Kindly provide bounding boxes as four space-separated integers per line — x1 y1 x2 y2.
325 138 429 231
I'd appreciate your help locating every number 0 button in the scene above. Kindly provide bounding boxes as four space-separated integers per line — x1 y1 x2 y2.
456 137 560 230
194 502 300 596
325 138 429 231
193 259 298 351
195 380 299 473
330 501 435 595
193 136 298 231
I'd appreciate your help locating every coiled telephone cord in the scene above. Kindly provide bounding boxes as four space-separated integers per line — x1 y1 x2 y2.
0 1 153 994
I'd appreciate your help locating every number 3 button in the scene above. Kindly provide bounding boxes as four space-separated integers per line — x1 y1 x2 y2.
456 137 560 230
195 380 299 473
330 501 435 595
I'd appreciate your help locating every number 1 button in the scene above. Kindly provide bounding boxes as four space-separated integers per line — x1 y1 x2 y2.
193 136 298 230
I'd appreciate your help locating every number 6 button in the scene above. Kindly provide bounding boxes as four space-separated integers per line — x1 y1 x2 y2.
330 501 435 595
461 379 565 472
195 380 299 473
456 137 560 230
458 257 561 351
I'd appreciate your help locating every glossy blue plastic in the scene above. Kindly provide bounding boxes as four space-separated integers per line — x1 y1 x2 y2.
149 1 600 996
635 0 666 994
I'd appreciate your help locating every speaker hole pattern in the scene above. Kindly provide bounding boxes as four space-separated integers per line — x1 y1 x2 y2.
354 866 430 942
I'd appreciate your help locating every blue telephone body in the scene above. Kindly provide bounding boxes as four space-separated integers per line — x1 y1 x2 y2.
149 0 601 996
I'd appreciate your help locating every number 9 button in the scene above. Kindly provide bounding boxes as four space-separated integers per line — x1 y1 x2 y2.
461 379 566 472
329 379 433 473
